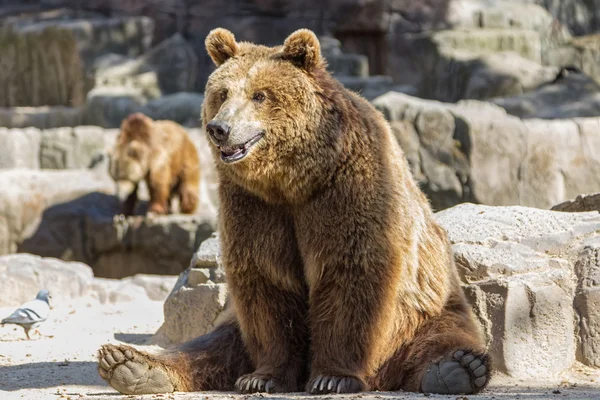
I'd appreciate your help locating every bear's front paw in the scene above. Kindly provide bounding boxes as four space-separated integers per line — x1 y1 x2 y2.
307 375 365 394
235 373 289 394
148 203 168 215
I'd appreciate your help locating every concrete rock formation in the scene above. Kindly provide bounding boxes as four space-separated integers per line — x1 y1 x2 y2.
153 234 227 346
373 92 600 211
0 253 177 307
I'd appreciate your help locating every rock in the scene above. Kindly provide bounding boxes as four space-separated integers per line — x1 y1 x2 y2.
139 33 199 94
91 54 161 100
155 281 228 346
553 193 600 213
91 274 179 303
0 169 114 256
39 127 105 169
0 107 84 129
535 0 600 36
15 15 154 64
438 203 600 377
389 28 543 91
153 232 228 345
574 237 600 367
83 87 147 129
16 186 216 278
339 76 417 100
373 91 600 210
444 52 560 102
0 26 87 107
0 128 41 169
0 253 93 307
491 70 600 119
321 37 370 78
545 34 600 85
0 252 178 308
137 93 204 127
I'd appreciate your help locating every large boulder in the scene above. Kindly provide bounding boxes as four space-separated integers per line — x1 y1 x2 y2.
0 169 114 256
17 189 216 278
0 253 179 307
83 89 204 129
373 92 600 211
154 234 227 346
437 204 600 377
425 52 561 103
491 70 600 119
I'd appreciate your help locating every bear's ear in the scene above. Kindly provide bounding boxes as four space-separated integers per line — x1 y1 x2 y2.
205 28 239 67
282 29 321 71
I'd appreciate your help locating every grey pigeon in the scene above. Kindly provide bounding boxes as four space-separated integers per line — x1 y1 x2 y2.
2 289 50 339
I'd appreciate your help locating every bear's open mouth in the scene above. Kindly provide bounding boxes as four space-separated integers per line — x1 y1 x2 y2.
219 133 263 163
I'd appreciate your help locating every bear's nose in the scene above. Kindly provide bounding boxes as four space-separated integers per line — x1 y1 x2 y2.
206 120 231 145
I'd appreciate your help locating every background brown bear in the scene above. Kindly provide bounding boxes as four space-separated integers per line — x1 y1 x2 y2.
109 113 201 216
98 28 490 395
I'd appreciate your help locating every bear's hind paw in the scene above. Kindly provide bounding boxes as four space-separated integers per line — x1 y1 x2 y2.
98 344 175 395
421 349 490 395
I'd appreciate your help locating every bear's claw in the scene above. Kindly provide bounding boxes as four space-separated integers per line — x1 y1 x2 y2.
235 373 288 393
308 375 364 394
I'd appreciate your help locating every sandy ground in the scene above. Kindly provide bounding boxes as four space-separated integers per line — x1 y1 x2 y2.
2 300 600 400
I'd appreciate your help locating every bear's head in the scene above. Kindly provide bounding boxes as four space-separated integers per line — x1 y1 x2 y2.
202 28 347 203
109 113 155 184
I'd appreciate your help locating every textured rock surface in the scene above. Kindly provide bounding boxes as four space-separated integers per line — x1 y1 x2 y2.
0 26 87 107
491 71 600 119
18 193 216 278
14 15 154 64
0 106 84 129
154 234 227 346
426 52 561 103
437 204 600 377
0 169 114 256
0 126 105 169
0 128 41 169
373 92 600 210
0 253 177 307
553 193 600 213
39 127 105 169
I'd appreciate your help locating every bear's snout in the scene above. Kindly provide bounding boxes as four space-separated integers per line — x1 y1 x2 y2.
207 119 231 145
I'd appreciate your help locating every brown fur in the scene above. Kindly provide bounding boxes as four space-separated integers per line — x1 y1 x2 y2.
109 113 201 216
98 29 490 395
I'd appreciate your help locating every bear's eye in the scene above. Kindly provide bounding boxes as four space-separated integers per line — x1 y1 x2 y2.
252 92 265 103
220 90 228 102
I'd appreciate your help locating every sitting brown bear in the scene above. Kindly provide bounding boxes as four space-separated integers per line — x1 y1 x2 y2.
109 113 200 216
98 29 490 395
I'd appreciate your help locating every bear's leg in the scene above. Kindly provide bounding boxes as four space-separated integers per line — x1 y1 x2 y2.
98 320 253 394
179 184 199 214
147 182 170 214
121 184 138 216
372 306 490 395
219 183 309 394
